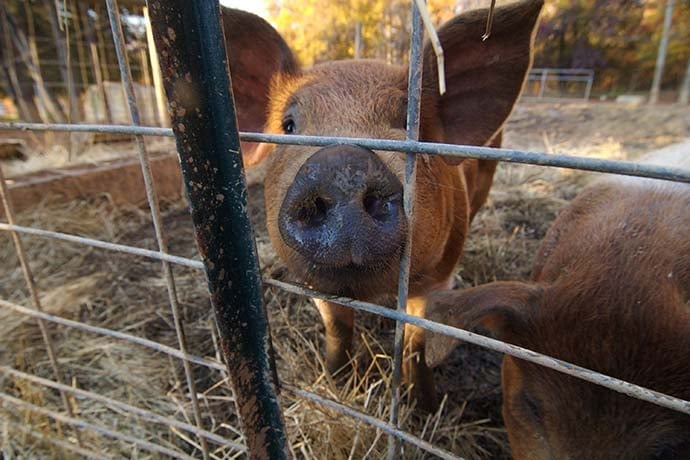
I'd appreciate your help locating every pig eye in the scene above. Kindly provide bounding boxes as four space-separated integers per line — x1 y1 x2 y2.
282 117 296 134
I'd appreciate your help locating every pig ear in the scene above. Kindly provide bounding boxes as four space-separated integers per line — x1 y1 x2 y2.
420 0 543 165
424 281 541 368
221 8 300 166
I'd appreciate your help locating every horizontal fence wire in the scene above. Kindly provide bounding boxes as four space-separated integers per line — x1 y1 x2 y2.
0 122 173 136
2 215 690 418
0 147 82 445
1 122 689 183
0 296 459 455
3 420 105 460
0 298 224 372
0 392 195 459
0 366 246 453
2 214 685 443
0 223 204 269
265 279 690 416
285 385 462 460
8 265 689 420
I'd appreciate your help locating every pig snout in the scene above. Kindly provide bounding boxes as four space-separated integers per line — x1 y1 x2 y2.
278 145 406 267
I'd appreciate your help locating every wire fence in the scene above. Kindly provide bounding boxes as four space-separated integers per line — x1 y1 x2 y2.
1 0 689 459
524 68 594 100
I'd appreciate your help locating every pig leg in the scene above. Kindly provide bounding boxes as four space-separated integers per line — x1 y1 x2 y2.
403 296 437 412
314 298 354 375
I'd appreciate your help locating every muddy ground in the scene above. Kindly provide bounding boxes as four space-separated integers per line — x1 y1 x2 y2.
0 100 688 458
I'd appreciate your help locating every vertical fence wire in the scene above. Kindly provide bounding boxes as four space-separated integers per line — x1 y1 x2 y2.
388 1 425 458
0 164 82 446
102 1 210 458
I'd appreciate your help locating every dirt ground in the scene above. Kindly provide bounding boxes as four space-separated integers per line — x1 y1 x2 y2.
1 100 689 459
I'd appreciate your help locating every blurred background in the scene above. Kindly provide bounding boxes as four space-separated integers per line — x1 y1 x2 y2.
1 0 688 125
1 0 688 180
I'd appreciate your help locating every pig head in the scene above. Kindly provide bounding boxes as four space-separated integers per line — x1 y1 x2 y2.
222 0 543 410
425 144 690 456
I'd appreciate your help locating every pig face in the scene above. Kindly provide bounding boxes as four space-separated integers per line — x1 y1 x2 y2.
428 279 690 459
263 62 411 299
223 0 544 301
425 167 690 454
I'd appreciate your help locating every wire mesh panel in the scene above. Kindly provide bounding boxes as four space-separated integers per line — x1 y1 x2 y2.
525 68 595 100
1 0 689 459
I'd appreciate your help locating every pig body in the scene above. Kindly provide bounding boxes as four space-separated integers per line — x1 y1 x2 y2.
223 0 543 410
426 142 690 457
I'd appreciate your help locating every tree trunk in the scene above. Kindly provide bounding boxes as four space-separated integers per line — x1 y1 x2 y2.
43 0 81 121
650 0 674 104
679 58 690 105
70 0 90 89
19 1 66 122
94 3 112 82
81 2 111 123
0 5 38 122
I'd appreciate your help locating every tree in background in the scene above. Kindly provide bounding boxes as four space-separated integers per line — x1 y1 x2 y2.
266 0 493 66
534 0 690 96
265 0 690 99
4 0 688 114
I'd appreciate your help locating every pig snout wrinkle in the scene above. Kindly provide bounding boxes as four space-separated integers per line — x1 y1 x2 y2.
278 144 405 268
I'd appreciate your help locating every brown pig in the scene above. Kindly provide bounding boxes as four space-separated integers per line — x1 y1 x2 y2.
425 142 690 457
223 0 543 410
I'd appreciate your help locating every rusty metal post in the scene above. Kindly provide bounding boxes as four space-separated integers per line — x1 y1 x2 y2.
145 1 289 458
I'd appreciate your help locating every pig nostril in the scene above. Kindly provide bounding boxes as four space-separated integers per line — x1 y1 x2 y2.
296 196 329 228
363 192 395 221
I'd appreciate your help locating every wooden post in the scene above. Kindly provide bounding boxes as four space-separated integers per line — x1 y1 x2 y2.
43 0 81 121
70 0 90 89
0 6 34 121
144 6 169 127
138 46 159 125
538 69 548 98
354 21 362 59
94 3 111 83
22 0 65 123
81 2 111 123
650 0 674 104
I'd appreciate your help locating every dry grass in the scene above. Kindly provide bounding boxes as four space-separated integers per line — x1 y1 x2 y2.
1 101 689 459
2 133 176 178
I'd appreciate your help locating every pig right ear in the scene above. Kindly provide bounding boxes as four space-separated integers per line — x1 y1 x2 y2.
221 8 300 166
420 0 543 165
424 281 541 368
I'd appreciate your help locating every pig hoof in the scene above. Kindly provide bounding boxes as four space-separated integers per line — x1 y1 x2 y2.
325 353 352 380
412 386 438 413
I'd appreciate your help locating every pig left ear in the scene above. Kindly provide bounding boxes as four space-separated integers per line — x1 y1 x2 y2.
221 7 300 167
420 0 543 165
424 281 541 368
